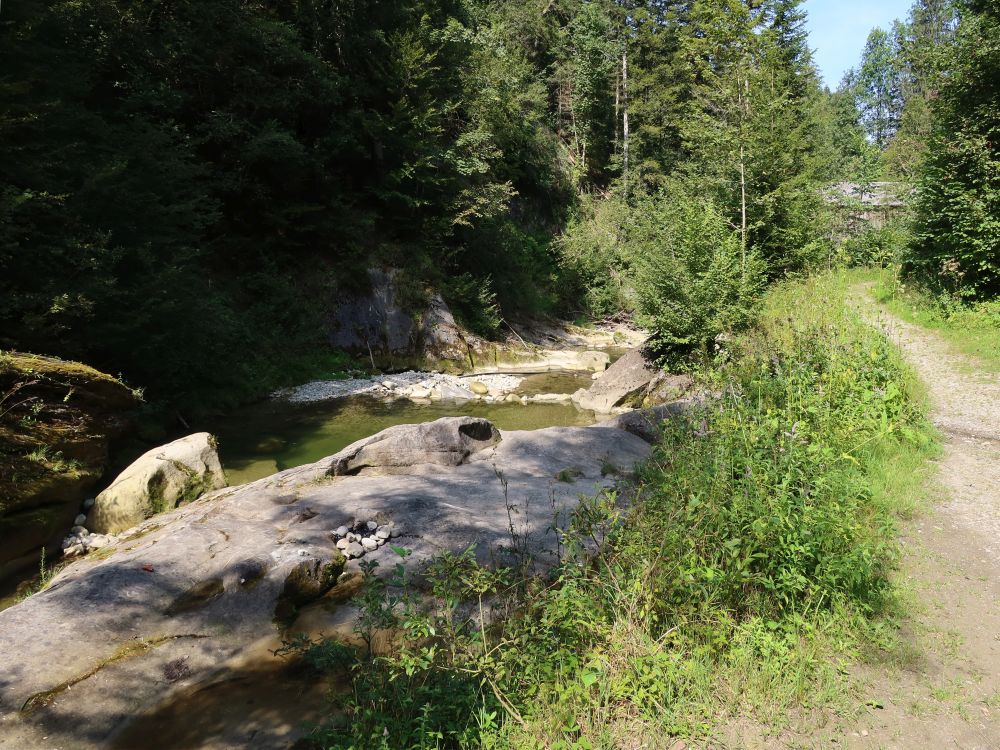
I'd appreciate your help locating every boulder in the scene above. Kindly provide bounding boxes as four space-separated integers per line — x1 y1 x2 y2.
87 432 226 535
468 381 489 396
578 350 611 372
572 349 691 413
327 416 501 476
431 381 476 401
603 402 693 444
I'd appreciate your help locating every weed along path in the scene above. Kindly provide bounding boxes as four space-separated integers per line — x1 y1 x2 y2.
837 288 1000 749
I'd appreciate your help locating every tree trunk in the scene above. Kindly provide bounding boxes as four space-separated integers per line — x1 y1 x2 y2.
622 45 630 195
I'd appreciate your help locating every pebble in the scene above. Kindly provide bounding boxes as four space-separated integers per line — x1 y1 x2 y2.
346 532 360 543
375 526 391 540
361 537 378 551
82 497 95 510
336 538 349 550
344 542 365 559
86 534 112 550
63 543 84 558
276 371 523 404
71 525 88 536
334 526 349 538
74 514 88 526
366 520 378 531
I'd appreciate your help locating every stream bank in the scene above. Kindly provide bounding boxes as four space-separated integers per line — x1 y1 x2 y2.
0 413 665 749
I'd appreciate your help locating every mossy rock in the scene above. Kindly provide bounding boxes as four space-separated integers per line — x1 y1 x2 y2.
0 350 141 588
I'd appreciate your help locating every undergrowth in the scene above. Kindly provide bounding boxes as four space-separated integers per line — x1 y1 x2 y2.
283 273 933 749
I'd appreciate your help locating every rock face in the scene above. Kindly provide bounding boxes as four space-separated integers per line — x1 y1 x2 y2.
0 416 661 749
328 268 475 366
572 349 693 413
327 416 501 476
87 433 226 535
0 353 139 587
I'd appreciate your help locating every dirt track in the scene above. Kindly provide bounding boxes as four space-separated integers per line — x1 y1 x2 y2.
837 291 1000 749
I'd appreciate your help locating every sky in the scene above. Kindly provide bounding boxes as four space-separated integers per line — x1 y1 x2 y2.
804 0 913 90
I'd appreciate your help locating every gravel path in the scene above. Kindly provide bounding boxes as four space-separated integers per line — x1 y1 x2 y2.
834 289 1000 750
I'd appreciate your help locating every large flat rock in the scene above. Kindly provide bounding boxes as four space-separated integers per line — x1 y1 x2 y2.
0 419 652 749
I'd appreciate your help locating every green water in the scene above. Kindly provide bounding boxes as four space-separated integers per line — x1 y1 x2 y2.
212 372 597 485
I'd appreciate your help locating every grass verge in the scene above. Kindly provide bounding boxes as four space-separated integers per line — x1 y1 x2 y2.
282 272 936 749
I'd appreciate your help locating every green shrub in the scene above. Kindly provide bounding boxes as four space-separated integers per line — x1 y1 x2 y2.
629 188 765 364
557 194 635 317
837 221 910 268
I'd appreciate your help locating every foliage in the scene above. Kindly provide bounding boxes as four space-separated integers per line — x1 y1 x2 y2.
629 188 765 363
0 0 845 407
837 220 912 268
846 28 905 150
283 274 931 747
904 0 1000 301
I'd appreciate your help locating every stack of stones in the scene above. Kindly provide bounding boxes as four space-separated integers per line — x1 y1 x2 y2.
61 503 115 558
332 520 396 559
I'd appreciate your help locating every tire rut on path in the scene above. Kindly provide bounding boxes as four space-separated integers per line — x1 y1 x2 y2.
835 288 1000 750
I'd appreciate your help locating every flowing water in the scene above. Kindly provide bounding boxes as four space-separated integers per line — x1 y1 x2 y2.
210 370 599 485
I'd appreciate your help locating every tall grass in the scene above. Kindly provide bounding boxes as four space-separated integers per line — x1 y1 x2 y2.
289 273 934 749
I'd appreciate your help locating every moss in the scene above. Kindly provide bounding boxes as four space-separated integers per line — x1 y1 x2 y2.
555 467 584 483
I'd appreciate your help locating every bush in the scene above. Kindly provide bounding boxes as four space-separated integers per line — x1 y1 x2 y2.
629 188 765 364
837 221 910 268
557 194 635 317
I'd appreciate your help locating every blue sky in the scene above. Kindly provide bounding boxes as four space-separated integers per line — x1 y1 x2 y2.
804 0 913 89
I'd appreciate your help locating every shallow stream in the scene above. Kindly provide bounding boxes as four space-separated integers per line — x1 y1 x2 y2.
210 370 598 485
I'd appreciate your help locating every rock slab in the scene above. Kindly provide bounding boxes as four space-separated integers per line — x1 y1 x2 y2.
0 416 658 749
327 416 501 476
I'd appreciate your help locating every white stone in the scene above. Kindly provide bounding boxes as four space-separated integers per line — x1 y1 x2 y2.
361 537 378 551
85 534 112 550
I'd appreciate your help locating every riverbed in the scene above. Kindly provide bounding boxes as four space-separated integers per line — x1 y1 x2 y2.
209 370 599 485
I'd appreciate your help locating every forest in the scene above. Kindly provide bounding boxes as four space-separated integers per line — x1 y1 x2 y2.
4 0 990 414
3 0 1000 746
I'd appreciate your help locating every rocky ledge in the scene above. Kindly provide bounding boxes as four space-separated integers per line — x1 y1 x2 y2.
0 411 684 749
